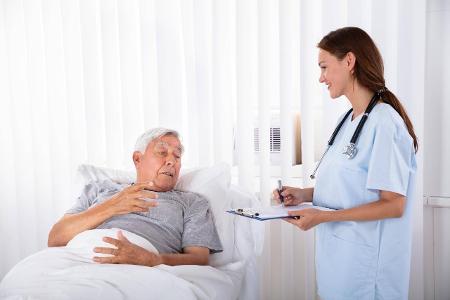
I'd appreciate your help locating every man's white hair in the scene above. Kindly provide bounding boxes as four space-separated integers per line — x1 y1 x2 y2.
134 127 182 153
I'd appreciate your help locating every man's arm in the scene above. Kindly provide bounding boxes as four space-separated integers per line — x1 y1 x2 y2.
48 182 157 247
48 209 110 247
93 230 210 266
160 247 209 266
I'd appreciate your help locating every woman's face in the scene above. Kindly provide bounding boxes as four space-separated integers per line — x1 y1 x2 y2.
318 49 353 99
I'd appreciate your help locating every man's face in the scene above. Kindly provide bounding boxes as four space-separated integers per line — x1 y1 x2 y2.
133 135 182 192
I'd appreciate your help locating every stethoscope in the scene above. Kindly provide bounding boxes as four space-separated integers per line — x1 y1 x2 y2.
310 92 381 179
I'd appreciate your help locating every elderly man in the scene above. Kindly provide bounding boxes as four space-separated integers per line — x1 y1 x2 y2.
48 128 222 266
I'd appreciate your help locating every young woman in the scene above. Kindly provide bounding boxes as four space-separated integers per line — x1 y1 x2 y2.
274 27 417 299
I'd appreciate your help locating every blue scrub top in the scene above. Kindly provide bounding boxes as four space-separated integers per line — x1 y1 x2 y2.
313 103 417 300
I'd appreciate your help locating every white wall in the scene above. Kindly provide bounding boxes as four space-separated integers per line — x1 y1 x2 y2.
425 0 450 199
424 0 450 299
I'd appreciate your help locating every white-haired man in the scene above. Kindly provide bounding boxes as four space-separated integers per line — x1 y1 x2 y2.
48 128 222 266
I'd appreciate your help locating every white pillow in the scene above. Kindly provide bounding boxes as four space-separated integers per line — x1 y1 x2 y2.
77 164 136 184
76 163 235 267
175 163 234 267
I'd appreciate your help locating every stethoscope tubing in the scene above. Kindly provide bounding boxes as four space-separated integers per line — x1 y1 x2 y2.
310 92 381 179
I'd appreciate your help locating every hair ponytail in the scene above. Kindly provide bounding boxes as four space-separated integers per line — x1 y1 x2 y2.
380 90 418 153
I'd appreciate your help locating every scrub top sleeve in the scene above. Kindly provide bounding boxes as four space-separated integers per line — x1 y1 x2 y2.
366 119 414 196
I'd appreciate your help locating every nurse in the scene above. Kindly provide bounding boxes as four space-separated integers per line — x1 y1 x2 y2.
273 27 418 299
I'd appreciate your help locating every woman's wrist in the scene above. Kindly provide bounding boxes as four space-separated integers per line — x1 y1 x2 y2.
319 210 335 223
303 187 314 202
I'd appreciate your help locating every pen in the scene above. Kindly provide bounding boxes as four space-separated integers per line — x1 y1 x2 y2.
277 179 284 205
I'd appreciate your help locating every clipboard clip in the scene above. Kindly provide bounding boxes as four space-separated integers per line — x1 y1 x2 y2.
229 208 301 220
234 208 259 218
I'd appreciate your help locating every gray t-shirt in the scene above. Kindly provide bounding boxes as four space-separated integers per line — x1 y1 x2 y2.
67 180 223 254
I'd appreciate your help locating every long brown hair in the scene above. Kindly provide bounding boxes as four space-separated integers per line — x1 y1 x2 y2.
318 27 418 153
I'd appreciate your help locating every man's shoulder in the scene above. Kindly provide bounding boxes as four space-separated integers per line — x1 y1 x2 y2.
82 179 126 196
169 190 203 199
170 190 208 204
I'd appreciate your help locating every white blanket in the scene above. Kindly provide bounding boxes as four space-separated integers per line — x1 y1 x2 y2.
0 229 245 300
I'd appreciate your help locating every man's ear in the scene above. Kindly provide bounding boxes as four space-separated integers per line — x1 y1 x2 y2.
133 151 142 167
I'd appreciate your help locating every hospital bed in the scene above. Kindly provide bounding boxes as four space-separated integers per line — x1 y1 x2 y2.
0 163 264 300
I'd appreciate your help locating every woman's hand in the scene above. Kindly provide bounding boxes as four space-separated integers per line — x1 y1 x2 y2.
103 181 159 216
284 209 325 230
272 186 310 206
93 230 162 266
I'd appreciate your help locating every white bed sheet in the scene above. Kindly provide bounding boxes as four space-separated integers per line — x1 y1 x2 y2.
0 164 265 300
0 229 246 300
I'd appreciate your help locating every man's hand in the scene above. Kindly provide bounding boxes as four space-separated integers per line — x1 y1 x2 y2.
48 182 158 247
284 208 324 230
104 182 159 216
93 230 162 266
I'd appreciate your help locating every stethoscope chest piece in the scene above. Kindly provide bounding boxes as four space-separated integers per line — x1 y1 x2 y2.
342 143 357 159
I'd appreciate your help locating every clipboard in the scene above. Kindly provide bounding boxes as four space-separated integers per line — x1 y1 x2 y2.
226 202 335 221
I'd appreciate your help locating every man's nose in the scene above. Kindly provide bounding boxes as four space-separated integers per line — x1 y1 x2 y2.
165 155 176 166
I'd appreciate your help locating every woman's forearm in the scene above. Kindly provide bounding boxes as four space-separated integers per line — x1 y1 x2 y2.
320 196 406 223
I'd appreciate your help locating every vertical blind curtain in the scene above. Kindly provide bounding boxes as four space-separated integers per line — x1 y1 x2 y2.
0 0 425 299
